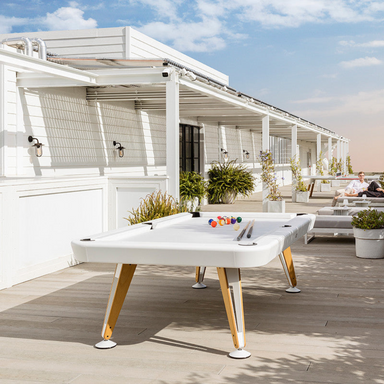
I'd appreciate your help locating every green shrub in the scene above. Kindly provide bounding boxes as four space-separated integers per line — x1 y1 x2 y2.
207 160 255 204
179 171 207 203
124 190 188 225
351 209 384 230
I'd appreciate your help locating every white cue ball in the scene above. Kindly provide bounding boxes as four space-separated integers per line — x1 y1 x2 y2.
233 223 240 231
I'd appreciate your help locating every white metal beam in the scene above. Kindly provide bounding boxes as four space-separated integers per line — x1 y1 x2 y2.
0 47 98 85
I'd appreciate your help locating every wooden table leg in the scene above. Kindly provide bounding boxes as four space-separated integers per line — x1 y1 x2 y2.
278 247 300 293
95 263 137 349
217 267 250 359
192 266 207 289
309 182 315 197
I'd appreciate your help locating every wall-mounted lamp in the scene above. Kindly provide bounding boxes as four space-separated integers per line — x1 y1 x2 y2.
221 148 228 161
243 150 250 160
28 136 43 157
113 141 125 158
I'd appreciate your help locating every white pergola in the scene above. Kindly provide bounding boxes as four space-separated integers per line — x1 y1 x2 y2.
0 47 350 201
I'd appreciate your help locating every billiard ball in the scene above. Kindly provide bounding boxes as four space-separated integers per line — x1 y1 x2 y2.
208 219 214 225
236 217 242 223
219 219 225 226
211 220 217 228
231 218 237 224
233 223 240 231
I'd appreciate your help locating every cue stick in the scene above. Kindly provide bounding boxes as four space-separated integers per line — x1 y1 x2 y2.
246 219 255 238
237 220 251 241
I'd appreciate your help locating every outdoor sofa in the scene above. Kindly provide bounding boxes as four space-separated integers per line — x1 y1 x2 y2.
305 206 384 244
304 215 353 244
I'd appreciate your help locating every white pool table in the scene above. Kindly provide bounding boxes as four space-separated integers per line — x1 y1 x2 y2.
71 211 315 359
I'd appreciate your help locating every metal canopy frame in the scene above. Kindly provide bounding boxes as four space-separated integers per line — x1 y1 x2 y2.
0 48 348 145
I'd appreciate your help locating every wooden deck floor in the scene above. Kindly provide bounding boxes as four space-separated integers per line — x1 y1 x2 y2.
1 186 384 383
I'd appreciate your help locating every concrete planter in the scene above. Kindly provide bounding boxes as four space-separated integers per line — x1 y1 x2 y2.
268 200 285 213
331 180 340 187
353 228 384 259
320 183 331 192
222 191 237 204
296 191 309 203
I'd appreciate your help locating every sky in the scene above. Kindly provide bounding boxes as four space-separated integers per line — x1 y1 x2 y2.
1 0 384 172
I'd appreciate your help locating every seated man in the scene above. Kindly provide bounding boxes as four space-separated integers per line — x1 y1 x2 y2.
332 172 369 206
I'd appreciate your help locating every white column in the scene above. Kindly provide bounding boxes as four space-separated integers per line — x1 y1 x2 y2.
16 87 24 175
343 141 347 175
291 124 297 202
316 133 322 175
291 124 297 159
337 140 341 160
0 64 6 177
328 137 332 163
262 115 269 151
262 115 269 212
166 72 180 200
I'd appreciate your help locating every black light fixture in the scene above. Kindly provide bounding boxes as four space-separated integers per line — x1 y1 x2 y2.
243 149 250 159
28 136 43 157
113 141 125 158
221 148 228 160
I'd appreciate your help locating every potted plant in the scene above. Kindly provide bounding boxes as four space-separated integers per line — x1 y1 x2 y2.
320 180 331 191
290 155 309 203
124 190 188 225
260 150 284 212
179 171 207 211
351 209 384 259
207 160 255 204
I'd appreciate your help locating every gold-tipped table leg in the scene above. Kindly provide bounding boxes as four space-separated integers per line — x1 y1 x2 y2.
217 267 251 359
95 263 137 349
279 247 300 293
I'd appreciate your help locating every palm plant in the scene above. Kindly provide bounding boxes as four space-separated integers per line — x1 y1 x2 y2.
179 171 207 203
207 160 255 204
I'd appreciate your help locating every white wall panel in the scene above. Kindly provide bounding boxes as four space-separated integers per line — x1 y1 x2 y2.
18 189 103 274
203 123 219 164
20 87 168 177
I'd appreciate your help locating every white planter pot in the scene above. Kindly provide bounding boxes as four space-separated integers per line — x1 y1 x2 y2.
320 183 331 192
268 200 285 213
353 228 384 259
184 197 200 211
296 191 309 203
331 180 340 187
